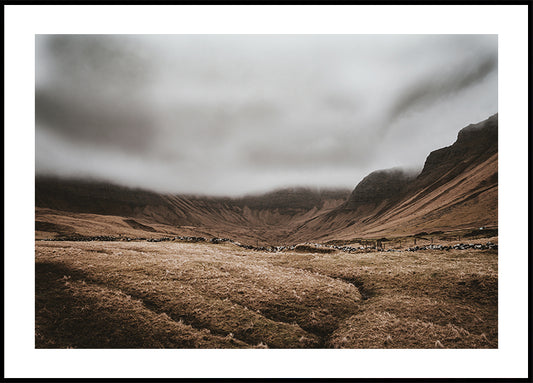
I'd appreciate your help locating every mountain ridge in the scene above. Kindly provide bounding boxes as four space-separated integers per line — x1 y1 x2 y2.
287 114 498 242
35 114 498 244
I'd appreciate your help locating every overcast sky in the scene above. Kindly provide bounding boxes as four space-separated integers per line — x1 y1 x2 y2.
35 34 497 196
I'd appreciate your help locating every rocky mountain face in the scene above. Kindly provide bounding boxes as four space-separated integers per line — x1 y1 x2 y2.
413 113 498 194
287 114 498 242
36 114 498 244
344 169 415 211
344 114 497 213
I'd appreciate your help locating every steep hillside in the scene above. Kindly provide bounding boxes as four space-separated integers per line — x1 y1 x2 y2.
35 178 349 244
36 115 498 244
289 114 498 242
343 168 416 215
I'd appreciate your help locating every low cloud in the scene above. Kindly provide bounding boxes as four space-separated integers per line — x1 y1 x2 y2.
387 53 497 126
35 35 498 196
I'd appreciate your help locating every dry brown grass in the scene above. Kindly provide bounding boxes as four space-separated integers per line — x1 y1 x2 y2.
257 249 497 348
35 262 249 348
36 241 497 348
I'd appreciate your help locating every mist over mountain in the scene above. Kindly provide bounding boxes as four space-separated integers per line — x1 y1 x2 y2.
35 35 497 196
36 114 498 245
289 114 498 242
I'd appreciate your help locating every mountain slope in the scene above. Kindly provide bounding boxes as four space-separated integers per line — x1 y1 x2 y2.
288 114 498 242
36 114 498 244
35 178 349 244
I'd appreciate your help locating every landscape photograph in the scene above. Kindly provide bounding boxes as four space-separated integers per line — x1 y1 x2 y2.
34 34 499 350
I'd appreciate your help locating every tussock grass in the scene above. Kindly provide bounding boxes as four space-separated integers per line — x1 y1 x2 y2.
254 249 497 348
35 262 249 348
329 311 494 349
36 241 497 348
37 242 358 348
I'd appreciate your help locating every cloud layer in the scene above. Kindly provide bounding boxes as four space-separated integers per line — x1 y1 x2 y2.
36 35 497 196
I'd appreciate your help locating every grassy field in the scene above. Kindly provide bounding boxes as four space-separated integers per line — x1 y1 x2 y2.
35 241 497 348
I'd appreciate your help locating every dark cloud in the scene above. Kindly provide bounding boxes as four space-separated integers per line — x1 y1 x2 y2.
387 53 497 126
35 35 497 196
36 35 156 153
35 88 156 152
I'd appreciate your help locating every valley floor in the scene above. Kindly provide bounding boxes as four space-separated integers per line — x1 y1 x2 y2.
35 241 497 349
